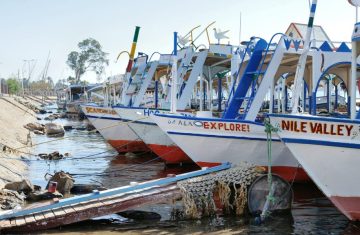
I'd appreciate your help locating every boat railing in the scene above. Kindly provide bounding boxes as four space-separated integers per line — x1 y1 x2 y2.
240 33 286 117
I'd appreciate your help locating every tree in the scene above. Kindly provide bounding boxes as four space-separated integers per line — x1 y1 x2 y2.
55 79 67 90
66 38 108 83
67 76 76 85
6 77 20 94
29 80 52 92
46 76 54 89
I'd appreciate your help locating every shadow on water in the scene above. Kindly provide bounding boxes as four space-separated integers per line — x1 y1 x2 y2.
28 107 360 234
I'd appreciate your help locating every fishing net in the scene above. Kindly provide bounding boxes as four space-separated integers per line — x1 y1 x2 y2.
177 163 265 219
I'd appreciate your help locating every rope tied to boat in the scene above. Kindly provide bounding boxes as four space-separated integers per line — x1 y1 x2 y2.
177 163 265 219
261 118 279 220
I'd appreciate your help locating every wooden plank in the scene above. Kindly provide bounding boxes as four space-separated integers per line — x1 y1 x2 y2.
34 213 45 221
1 187 181 233
71 205 84 213
72 203 90 212
75 203 92 211
15 217 26 226
0 219 12 228
90 201 103 208
24 214 36 224
102 199 116 206
43 210 55 219
52 208 66 217
77 200 102 211
62 206 76 214
10 218 16 226
110 194 138 204
0 163 230 220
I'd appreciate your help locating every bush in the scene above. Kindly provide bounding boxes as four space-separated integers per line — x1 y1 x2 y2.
6 78 20 94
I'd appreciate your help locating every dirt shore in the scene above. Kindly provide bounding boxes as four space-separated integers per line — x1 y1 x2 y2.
0 95 36 188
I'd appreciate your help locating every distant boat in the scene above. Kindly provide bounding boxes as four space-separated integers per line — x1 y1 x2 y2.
56 88 66 110
59 84 100 117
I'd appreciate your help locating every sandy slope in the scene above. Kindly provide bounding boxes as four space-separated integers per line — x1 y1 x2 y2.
0 95 36 188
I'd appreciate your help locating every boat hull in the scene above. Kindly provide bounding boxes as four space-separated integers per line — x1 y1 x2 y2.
81 105 149 153
56 101 66 110
113 107 193 164
152 114 308 182
269 114 360 221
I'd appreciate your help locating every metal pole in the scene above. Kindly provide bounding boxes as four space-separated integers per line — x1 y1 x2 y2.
170 32 178 113
126 26 140 73
351 40 357 119
200 75 203 111
155 80 158 109
217 77 222 112
292 0 317 114
208 67 213 111
239 12 242 45
269 76 274 114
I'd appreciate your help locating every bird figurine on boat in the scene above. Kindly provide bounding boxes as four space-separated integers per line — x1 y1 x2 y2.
348 0 360 7
177 34 191 47
213 28 230 44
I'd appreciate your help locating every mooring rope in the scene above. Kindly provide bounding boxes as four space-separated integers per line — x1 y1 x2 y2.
70 155 162 177
0 136 145 162
260 118 279 220
13 115 149 151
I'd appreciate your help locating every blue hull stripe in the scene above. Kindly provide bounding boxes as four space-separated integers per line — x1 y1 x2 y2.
167 131 280 142
282 138 360 149
86 115 156 126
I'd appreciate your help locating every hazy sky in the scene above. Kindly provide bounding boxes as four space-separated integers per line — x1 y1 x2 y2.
0 0 357 83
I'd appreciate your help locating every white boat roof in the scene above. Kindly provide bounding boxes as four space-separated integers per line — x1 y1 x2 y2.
107 74 124 85
285 23 334 49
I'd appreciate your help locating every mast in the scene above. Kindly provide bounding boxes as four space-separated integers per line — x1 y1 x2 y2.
126 26 140 73
170 32 178 113
349 0 360 119
291 0 317 114
120 26 141 104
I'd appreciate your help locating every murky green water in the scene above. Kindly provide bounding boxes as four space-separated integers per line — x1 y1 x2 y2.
25 106 360 234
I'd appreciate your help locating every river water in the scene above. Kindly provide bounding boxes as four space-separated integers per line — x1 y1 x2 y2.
25 106 360 234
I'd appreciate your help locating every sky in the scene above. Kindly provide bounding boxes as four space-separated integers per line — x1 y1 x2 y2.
0 0 357 83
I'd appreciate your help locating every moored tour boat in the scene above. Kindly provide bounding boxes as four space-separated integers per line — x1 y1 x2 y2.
113 107 194 164
152 113 308 182
81 105 149 153
269 114 360 220
269 1 360 221
152 34 312 182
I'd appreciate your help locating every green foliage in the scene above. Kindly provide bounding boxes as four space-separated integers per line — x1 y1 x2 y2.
67 76 76 85
6 77 20 94
55 79 67 90
46 76 54 88
79 80 89 86
66 38 109 83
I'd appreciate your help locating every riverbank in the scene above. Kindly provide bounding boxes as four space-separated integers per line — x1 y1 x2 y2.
0 95 36 188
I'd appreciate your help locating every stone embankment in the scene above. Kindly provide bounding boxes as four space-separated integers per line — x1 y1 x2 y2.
0 96 36 189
